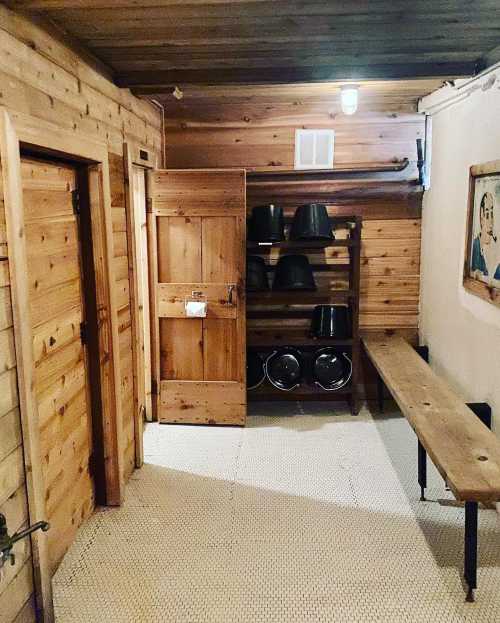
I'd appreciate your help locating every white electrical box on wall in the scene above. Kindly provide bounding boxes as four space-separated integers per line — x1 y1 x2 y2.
294 129 335 169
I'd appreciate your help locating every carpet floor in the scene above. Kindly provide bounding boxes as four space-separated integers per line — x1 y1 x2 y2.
53 403 500 622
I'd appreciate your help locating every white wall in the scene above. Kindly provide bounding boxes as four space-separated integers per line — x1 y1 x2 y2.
419 68 500 432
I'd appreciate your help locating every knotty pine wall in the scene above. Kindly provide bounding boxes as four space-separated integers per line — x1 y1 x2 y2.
159 81 435 340
0 6 162 621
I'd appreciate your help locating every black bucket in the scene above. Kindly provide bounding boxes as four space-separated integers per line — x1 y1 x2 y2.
289 203 333 241
272 255 316 291
311 305 351 339
312 349 352 391
266 348 303 391
246 256 269 291
248 204 285 242
247 351 266 390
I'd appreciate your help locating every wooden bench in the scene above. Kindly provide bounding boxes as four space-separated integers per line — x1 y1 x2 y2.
363 335 500 602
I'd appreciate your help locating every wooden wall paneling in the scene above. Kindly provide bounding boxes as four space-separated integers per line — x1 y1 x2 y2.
0 109 53 623
161 88 428 175
0 561 35 623
161 91 423 340
0 6 162 152
161 88 425 351
0 13 161 620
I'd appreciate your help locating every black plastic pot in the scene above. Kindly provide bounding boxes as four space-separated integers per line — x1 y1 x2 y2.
311 305 351 339
312 349 352 391
248 204 285 242
266 348 303 391
289 203 333 241
272 255 316 291
247 351 266 390
246 256 269 291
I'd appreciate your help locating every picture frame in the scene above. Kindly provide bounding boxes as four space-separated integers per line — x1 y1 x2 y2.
463 159 500 308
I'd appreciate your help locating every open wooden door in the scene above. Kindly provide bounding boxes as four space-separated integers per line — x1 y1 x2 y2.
148 169 246 425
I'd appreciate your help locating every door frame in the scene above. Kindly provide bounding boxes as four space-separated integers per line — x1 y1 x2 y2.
123 142 156 466
0 109 124 622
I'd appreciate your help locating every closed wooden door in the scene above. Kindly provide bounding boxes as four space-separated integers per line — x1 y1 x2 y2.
149 169 246 425
22 157 95 575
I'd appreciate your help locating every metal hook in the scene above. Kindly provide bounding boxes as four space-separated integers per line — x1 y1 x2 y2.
0 513 50 570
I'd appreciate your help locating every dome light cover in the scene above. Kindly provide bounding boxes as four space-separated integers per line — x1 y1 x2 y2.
340 85 359 115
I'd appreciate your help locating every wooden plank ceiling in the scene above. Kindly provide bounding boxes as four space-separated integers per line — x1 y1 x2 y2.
5 1 500 93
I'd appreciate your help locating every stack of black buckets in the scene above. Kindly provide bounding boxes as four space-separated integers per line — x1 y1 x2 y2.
247 203 352 393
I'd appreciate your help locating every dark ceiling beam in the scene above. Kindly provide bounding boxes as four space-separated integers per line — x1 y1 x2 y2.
109 53 482 72
7 0 500 15
117 61 479 93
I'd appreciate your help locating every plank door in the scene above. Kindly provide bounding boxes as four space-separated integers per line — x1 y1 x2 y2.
149 169 246 425
22 157 95 575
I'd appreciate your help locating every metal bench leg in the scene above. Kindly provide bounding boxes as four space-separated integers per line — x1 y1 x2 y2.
464 501 478 602
418 440 427 501
376 374 384 413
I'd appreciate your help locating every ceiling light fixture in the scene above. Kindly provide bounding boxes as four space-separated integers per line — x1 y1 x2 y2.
340 85 359 115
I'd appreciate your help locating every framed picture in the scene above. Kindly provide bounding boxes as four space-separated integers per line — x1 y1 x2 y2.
463 160 500 307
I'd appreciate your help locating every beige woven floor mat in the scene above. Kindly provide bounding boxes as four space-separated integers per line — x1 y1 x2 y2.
53 403 500 622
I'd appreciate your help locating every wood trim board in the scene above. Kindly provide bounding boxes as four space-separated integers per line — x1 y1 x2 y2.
123 142 156 462
0 108 53 623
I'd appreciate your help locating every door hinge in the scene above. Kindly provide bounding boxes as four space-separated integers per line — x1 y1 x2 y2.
80 321 88 345
72 189 81 215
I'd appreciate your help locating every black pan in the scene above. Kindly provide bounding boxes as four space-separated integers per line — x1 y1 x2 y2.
248 204 285 242
247 351 266 390
312 349 352 391
272 255 316 291
266 348 303 391
311 305 351 339
246 256 269 291
289 203 333 241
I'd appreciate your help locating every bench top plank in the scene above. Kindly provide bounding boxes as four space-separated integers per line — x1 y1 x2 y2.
363 335 500 502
